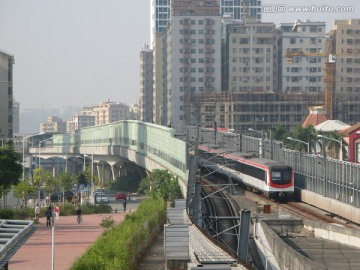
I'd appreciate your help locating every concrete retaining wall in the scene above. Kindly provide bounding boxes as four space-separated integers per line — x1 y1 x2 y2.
259 220 326 270
304 220 360 249
295 188 360 224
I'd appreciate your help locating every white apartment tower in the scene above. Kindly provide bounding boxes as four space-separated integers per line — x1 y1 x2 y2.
167 0 222 127
226 18 276 92
280 20 326 93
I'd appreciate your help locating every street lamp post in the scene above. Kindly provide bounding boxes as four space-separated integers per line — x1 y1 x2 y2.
248 128 266 157
286 137 310 153
317 134 343 160
82 128 101 204
37 136 54 204
83 154 92 172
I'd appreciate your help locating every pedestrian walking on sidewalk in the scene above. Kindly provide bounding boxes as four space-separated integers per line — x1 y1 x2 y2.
54 203 60 220
76 204 82 224
35 204 40 221
123 199 127 212
45 206 52 227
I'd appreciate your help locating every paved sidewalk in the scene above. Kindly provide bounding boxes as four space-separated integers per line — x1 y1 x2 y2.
9 211 130 270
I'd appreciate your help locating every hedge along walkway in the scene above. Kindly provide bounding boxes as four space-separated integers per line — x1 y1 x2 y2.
71 198 166 270
9 213 128 270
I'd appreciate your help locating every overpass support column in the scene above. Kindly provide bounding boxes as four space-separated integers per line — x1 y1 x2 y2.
111 165 117 181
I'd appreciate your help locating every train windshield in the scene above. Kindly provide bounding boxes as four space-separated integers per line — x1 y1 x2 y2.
271 169 291 182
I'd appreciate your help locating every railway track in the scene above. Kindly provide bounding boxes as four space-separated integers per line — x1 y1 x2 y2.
200 177 239 256
242 189 358 228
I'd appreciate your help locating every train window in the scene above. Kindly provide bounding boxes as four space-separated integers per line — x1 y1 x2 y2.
271 171 282 181
282 170 291 181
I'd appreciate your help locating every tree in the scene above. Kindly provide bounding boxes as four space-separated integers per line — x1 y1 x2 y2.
321 131 347 159
0 143 23 194
33 167 57 201
82 165 98 187
140 169 182 202
57 172 73 205
287 125 317 153
269 125 289 142
13 179 37 207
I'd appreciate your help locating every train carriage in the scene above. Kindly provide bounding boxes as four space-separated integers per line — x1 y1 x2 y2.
197 145 294 200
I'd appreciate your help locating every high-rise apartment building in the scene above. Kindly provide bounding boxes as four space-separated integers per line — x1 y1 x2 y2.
150 0 171 46
150 0 262 45
324 19 360 124
220 0 262 21
153 33 167 125
225 18 277 92
139 44 153 122
166 0 222 127
0 50 14 138
279 20 326 94
12 99 20 134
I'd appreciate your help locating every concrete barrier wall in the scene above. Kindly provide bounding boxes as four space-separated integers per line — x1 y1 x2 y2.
260 220 326 270
304 220 360 249
296 188 360 224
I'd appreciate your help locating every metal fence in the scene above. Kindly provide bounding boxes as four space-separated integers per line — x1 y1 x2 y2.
181 126 360 208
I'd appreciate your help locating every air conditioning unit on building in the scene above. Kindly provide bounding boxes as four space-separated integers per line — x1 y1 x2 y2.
329 54 336 63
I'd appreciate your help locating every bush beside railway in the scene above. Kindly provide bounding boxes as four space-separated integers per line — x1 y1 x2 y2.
70 198 166 270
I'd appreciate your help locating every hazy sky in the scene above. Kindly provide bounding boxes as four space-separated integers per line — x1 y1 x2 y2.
0 0 358 112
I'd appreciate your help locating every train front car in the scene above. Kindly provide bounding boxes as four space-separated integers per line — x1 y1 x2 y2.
266 164 294 201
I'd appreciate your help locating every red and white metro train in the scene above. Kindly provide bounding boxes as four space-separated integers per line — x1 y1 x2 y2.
197 145 294 200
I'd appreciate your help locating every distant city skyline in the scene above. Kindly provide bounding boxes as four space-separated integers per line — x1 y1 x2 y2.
0 0 358 114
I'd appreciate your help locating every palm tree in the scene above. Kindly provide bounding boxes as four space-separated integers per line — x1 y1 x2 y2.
321 131 347 160
287 125 317 153
269 125 289 141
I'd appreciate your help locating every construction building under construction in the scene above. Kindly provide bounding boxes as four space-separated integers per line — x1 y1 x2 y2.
184 92 322 132
324 19 360 125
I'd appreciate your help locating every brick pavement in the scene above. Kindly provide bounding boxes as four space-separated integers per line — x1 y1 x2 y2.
9 210 129 270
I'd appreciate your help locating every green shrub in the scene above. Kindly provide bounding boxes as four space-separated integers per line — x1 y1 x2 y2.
100 216 115 230
0 209 14 219
71 198 166 270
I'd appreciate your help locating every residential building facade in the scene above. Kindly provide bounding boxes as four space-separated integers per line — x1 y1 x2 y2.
167 0 222 127
279 20 326 94
0 50 14 138
330 19 360 124
150 0 171 46
66 114 95 133
139 44 154 122
40 116 66 133
13 99 20 134
93 101 130 125
152 33 166 125
225 18 277 93
220 0 262 21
